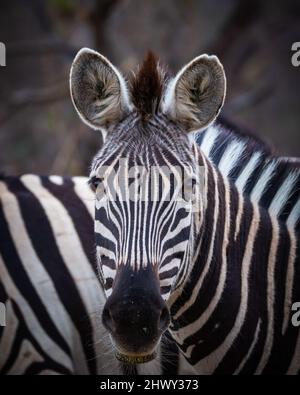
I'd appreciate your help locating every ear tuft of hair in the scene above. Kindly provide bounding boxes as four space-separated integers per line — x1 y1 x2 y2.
131 51 164 119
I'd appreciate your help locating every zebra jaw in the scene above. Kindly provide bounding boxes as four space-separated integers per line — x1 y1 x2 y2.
115 351 157 364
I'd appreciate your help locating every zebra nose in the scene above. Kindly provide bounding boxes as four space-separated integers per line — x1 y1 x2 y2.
102 296 170 351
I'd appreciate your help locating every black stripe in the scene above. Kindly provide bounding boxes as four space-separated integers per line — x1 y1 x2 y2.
0 189 71 359
169 160 217 318
161 331 179 375
259 163 289 209
159 267 178 281
238 207 272 374
41 177 97 276
216 204 269 374
279 174 300 225
1 299 71 375
6 177 97 374
184 181 241 364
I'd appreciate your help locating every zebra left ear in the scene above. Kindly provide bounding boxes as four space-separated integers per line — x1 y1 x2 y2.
162 55 226 132
70 48 133 132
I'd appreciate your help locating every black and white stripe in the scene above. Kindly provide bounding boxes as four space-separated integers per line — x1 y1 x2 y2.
0 174 192 375
89 113 300 374
169 122 300 374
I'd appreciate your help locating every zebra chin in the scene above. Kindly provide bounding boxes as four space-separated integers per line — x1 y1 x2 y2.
101 264 170 361
115 349 158 365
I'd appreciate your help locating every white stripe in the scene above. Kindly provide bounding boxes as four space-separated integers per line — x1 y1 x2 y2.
102 266 115 279
250 161 277 202
49 175 63 185
72 176 95 218
21 174 104 373
235 152 261 193
159 259 181 275
269 172 298 217
198 125 219 157
218 140 245 178
287 197 300 228
282 227 297 334
282 205 299 334
255 215 279 374
95 219 117 245
234 190 244 241
0 253 72 371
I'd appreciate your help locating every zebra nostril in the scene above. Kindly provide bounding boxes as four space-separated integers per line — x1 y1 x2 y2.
102 306 115 333
159 306 170 332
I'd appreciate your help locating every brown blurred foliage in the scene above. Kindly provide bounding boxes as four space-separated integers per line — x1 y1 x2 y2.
0 0 299 176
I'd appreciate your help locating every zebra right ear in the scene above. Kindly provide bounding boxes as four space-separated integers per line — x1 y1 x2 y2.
70 48 133 132
162 55 226 132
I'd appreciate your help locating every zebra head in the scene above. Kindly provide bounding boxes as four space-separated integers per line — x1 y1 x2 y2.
70 49 226 362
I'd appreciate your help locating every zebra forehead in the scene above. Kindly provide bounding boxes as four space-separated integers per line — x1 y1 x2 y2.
90 121 195 176
90 151 195 185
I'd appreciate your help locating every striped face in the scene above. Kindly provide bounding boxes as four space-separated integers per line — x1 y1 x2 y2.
90 116 196 300
70 49 225 359
89 115 199 358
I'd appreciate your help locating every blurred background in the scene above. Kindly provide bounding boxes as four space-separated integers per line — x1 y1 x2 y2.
0 0 299 176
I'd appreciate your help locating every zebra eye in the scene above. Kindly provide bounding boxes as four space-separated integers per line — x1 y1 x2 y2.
88 177 101 193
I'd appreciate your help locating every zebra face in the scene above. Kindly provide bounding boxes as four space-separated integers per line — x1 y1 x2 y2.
70 49 226 361
89 125 196 358
91 129 196 299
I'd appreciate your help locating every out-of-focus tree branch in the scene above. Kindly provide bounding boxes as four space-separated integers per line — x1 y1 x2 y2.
208 0 261 59
89 0 120 54
0 81 69 125
9 38 77 58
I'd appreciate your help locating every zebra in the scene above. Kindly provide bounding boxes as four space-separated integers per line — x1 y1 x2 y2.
69 48 300 374
0 121 266 376
0 174 194 375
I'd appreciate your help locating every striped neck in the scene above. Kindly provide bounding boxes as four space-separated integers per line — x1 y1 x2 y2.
168 146 235 315
167 143 299 374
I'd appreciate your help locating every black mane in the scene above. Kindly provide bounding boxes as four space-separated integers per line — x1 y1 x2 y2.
130 51 166 119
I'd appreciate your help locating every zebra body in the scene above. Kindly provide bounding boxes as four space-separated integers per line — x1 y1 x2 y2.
0 174 194 374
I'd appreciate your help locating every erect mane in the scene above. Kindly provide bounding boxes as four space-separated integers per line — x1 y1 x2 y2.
130 51 165 118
